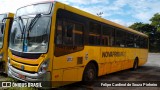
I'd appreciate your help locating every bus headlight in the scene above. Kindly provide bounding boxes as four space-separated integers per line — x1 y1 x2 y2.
38 59 50 75
0 53 3 61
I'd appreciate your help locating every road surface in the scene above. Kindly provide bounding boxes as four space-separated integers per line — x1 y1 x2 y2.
0 53 160 90
56 53 160 90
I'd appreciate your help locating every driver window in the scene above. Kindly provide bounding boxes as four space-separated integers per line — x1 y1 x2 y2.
56 20 63 44
0 23 4 34
64 22 74 45
55 19 84 56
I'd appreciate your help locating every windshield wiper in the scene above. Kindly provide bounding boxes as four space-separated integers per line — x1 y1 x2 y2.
18 16 25 41
27 14 41 32
18 16 25 33
26 14 41 40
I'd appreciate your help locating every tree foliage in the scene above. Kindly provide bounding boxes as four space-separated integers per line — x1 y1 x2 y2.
129 13 160 52
129 22 155 35
150 13 160 32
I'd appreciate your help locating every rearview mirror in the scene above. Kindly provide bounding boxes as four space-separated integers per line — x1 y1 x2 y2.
0 17 13 34
0 22 4 34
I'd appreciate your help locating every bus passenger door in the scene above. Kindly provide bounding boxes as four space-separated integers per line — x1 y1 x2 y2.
100 28 112 75
53 19 84 83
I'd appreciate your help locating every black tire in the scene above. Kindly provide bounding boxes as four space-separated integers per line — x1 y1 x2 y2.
132 59 138 71
83 63 97 82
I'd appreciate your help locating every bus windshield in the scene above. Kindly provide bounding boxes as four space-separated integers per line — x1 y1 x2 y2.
16 3 52 17
9 3 52 53
9 16 51 53
0 14 7 48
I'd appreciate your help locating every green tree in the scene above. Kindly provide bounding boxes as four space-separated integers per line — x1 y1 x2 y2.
150 13 160 32
129 22 144 32
129 22 155 35
150 13 160 52
129 13 160 52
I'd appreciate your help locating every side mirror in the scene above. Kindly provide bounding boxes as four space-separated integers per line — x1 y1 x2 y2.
0 22 4 34
0 17 13 34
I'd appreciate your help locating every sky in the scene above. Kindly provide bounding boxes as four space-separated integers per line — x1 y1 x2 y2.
0 0 160 27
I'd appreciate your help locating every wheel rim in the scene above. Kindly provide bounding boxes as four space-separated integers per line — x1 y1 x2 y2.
88 69 95 80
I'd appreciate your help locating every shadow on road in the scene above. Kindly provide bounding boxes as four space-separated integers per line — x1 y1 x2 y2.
54 65 160 90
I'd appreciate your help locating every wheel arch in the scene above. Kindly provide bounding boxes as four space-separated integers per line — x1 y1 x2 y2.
83 60 99 78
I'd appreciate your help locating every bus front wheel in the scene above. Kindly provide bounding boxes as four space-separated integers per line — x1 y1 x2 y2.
83 63 97 82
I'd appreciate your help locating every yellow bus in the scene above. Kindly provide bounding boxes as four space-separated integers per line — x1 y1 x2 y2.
8 1 148 87
0 13 14 73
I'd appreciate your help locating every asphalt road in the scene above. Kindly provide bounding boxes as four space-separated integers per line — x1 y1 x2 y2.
0 53 160 90
56 53 160 90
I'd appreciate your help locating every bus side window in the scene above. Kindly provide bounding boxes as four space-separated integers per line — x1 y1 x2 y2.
64 21 74 45
64 21 84 46
66 23 74 37
89 22 101 45
56 20 63 45
57 20 84 46
102 26 109 46
144 38 148 49
134 35 140 48
139 37 147 48
134 35 148 48
126 33 134 47
115 29 126 47
74 23 83 45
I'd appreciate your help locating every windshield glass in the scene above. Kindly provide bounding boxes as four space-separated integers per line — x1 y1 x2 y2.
0 14 7 48
9 16 51 53
9 19 27 52
0 14 6 21
16 3 52 17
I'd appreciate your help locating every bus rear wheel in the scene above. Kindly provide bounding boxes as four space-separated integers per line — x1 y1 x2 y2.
132 59 138 71
83 63 97 82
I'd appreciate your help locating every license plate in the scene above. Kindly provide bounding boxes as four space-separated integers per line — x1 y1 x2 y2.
18 74 25 79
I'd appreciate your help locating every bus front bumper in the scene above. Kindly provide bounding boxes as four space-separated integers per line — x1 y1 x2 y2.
8 63 50 82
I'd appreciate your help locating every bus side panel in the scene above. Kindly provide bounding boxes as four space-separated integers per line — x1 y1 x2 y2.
52 69 63 87
52 46 100 83
125 48 133 69
53 51 83 82
139 49 148 66
2 19 10 72
118 48 126 71
3 13 14 73
121 48 127 70
111 47 127 73
101 47 111 75
101 47 121 74
83 46 101 76
62 68 78 83
130 48 135 68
